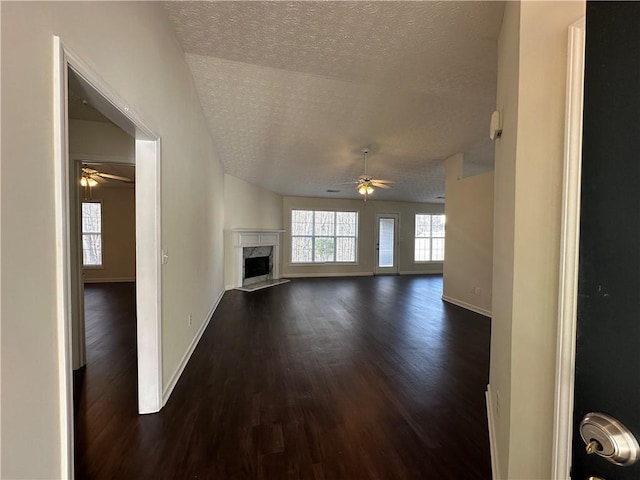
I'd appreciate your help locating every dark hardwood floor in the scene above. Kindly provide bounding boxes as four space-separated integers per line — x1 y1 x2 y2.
74 276 492 479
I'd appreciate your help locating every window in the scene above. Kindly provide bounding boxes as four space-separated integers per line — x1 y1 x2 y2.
291 210 358 263
82 201 103 267
415 214 445 261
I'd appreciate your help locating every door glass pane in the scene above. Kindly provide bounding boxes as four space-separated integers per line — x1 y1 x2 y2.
378 218 395 267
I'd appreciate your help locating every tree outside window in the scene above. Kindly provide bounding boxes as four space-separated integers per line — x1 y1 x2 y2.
291 210 357 263
82 201 103 267
415 214 445 262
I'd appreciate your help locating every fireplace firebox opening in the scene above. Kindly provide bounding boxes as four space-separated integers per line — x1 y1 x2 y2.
244 256 270 280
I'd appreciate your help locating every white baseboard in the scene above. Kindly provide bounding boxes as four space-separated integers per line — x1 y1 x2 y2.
398 270 443 275
162 288 225 406
84 277 136 283
282 272 374 279
225 284 235 291
282 271 444 279
486 385 499 480
442 295 492 317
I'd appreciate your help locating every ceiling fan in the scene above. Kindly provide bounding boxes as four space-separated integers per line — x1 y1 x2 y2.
80 166 134 187
80 165 134 200
337 149 395 201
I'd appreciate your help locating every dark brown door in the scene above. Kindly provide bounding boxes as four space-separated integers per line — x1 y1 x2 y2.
572 2 640 479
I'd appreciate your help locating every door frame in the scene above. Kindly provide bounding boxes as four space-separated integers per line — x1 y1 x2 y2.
552 18 585 479
72 155 136 370
374 213 400 275
53 36 163 478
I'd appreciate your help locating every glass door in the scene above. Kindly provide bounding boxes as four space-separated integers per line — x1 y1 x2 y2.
375 213 399 275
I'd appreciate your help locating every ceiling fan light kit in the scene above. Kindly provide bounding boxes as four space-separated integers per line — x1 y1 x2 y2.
337 149 395 202
358 183 374 196
80 176 98 188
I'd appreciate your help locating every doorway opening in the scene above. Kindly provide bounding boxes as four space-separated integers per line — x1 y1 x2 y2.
54 37 162 478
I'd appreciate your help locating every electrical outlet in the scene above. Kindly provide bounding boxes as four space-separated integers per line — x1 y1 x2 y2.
188 314 192 326
475 287 482 296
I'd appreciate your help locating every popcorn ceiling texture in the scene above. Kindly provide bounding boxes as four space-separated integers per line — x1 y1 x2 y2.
162 1 504 203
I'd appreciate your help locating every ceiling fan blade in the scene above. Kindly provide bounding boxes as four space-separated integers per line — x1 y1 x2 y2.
91 174 108 184
334 181 360 185
371 182 392 189
371 179 395 184
96 172 134 183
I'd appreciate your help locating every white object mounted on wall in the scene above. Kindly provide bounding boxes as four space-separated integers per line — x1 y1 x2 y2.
489 110 503 140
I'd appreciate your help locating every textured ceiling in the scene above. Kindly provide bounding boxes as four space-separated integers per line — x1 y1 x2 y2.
162 1 504 203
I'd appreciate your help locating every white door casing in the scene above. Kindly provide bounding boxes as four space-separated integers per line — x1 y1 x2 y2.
53 36 163 479
552 18 586 480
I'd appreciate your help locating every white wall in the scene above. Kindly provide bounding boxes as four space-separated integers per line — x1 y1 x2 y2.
223 174 283 289
281 196 444 277
1 3 224 478
489 1 585 478
442 153 494 317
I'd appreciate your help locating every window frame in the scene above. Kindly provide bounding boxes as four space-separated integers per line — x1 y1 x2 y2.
290 209 359 265
81 200 104 268
414 213 446 263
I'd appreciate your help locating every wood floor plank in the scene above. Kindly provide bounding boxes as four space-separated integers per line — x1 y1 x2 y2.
74 276 491 479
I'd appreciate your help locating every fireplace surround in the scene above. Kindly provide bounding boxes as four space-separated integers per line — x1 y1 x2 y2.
232 229 289 291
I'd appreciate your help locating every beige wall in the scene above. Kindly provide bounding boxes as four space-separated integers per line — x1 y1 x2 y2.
1 3 225 478
489 1 585 478
490 2 519 476
281 196 444 277
82 187 136 282
224 174 283 288
443 153 494 317
69 119 137 282
69 118 135 160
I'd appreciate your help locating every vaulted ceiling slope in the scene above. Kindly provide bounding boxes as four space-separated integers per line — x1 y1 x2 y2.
162 1 504 203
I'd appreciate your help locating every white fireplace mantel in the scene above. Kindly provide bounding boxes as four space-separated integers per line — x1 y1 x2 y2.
232 229 286 289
